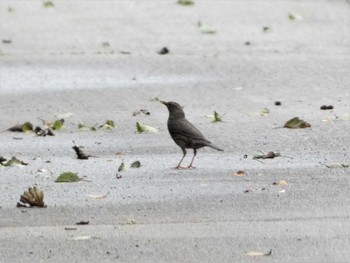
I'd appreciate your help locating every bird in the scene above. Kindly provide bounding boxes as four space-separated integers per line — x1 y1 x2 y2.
160 101 223 169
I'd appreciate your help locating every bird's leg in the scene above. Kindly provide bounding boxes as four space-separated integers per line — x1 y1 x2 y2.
174 148 187 169
187 149 197 169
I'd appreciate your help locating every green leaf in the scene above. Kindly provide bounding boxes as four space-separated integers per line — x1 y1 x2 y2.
99 120 115 129
78 123 97 131
130 161 141 168
22 122 34 132
283 117 311 129
206 111 224 122
118 162 125 172
136 122 158 133
52 119 64 130
43 1 54 8
259 108 270 116
288 13 303 21
55 172 81 182
177 0 194 6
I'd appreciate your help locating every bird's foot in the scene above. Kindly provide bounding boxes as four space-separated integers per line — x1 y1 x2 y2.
186 165 196 169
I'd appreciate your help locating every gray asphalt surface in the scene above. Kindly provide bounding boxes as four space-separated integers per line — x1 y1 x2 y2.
1 0 350 262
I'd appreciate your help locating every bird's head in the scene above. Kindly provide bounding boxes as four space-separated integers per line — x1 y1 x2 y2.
160 101 185 119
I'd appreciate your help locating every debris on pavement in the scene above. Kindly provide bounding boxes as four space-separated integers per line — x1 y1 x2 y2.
136 122 158 133
245 249 272 257
17 186 46 208
55 172 81 182
283 117 311 128
72 141 91 160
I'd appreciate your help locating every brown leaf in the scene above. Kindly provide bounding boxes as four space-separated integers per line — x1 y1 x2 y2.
231 170 246 177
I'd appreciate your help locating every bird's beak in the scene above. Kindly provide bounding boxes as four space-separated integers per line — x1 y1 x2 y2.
160 100 167 106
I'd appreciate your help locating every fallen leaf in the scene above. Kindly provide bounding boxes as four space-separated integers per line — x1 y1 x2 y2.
127 218 136 225
136 122 158 133
43 1 54 8
17 186 46 208
55 172 81 183
206 111 223 122
8 122 33 133
325 163 349 169
273 180 287 186
78 123 97 131
259 108 270 116
51 119 64 130
130 161 141 168
2 156 28 167
231 170 246 177
284 117 311 128
253 151 281 160
177 0 194 6
198 21 217 34
87 192 109 199
245 249 272 256
118 162 125 172
99 120 115 129
288 13 303 21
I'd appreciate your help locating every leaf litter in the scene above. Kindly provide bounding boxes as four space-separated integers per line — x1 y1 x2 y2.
17 186 46 208
283 117 311 128
1 156 28 167
136 122 158 133
55 172 81 183
206 111 224 122
72 141 92 160
245 249 272 257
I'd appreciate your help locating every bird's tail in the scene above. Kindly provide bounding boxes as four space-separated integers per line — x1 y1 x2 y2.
208 142 224 151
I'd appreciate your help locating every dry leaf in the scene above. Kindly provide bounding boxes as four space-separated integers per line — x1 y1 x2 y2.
325 163 349 169
87 192 109 199
273 180 287 187
245 249 272 256
17 186 46 208
284 117 311 128
231 170 246 177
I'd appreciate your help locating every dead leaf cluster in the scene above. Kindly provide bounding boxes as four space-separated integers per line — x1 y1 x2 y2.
17 186 46 208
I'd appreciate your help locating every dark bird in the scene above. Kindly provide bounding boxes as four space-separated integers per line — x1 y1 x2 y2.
161 101 223 169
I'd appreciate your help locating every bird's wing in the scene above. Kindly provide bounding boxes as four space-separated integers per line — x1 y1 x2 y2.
168 118 208 142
